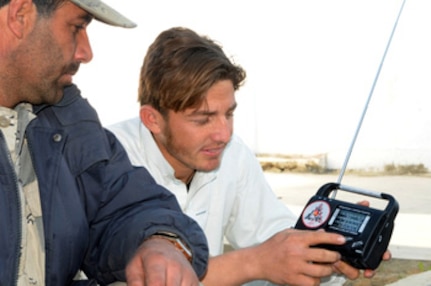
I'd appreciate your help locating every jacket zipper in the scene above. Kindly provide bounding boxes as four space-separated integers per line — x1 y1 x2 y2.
26 131 48 286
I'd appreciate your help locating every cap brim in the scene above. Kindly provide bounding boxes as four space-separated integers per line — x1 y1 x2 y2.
70 0 137 28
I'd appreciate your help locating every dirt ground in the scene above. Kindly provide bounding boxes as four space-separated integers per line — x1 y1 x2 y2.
343 258 431 285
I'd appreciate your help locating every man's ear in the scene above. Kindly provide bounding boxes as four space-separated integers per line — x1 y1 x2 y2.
140 105 163 134
7 0 35 39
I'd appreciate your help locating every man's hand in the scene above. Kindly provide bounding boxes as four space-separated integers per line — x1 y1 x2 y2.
332 250 392 280
125 236 200 286
251 228 346 286
199 228 346 286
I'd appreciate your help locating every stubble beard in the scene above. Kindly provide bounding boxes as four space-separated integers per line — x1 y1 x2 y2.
163 126 223 173
15 19 74 105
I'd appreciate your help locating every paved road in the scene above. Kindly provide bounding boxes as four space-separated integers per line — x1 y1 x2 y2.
264 172 431 261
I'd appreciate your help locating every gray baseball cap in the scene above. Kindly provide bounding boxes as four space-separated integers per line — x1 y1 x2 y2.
70 0 137 28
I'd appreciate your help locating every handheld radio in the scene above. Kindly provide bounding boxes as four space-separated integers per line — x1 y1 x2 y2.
294 0 405 270
294 182 399 269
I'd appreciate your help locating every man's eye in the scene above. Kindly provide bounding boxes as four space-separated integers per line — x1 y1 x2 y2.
194 118 210 125
73 22 88 33
226 112 234 118
75 24 86 32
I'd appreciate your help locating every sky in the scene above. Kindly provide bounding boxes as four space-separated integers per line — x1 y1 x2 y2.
74 0 431 169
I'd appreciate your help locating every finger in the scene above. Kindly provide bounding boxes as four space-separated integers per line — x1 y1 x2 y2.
302 262 334 278
382 250 392 261
363 269 376 278
305 248 341 264
333 260 360 280
360 250 392 279
126 270 146 286
164 260 190 286
141 264 166 286
304 231 346 247
125 258 145 286
357 200 370 207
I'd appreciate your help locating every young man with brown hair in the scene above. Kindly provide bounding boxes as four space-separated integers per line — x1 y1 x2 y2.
109 26 390 286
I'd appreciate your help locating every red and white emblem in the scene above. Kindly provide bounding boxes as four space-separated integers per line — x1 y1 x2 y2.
301 200 331 228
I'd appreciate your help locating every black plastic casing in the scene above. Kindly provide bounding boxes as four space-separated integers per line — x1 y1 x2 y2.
294 182 399 269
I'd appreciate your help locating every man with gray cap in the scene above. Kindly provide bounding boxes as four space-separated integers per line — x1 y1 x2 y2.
0 0 208 285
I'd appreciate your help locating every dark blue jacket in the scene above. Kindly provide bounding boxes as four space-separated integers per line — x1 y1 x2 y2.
0 84 208 285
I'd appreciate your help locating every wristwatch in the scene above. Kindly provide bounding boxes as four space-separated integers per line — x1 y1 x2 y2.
150 231 193 263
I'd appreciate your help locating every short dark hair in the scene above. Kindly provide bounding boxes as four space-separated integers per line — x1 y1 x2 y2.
0 0 66 15
138 27 246 113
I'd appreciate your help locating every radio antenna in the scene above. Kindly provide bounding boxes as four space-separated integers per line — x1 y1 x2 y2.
334 0 407 197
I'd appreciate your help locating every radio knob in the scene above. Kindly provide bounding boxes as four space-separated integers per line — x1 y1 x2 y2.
352 241 364 248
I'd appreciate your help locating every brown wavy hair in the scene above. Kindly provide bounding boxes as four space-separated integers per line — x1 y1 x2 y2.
138 27 246 114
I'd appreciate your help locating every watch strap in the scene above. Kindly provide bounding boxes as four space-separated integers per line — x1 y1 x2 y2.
151 231 193 263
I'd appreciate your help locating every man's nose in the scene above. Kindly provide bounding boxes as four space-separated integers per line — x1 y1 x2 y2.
212 117 232 142
75 31 93 63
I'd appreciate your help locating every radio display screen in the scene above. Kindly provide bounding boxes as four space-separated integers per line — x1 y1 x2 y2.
328 207 370 235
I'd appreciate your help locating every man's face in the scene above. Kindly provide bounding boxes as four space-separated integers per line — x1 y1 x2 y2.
9 1 93 105
154 80 237 176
